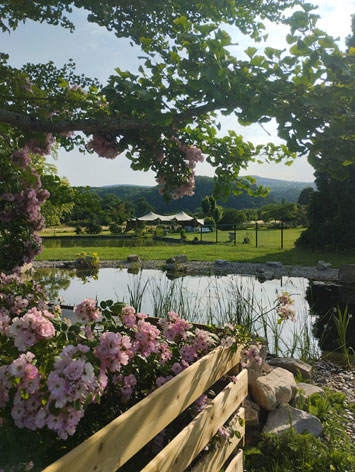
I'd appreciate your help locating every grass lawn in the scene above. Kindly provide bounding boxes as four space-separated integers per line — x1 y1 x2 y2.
37 242 355 268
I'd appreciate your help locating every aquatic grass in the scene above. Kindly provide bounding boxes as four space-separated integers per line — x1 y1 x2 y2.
123 272 319 361
333 306 354 368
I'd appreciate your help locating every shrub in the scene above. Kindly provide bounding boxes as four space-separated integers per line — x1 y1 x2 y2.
74 251 99 269
109 223 122 234
85 222 102 234
0 271 255 470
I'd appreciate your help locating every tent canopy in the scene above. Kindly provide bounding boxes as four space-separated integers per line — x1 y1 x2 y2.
136 211 204 225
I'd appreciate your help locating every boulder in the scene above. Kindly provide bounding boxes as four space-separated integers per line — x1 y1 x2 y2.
244 398 260 427
167 254 188 264
174 254 188 263
266 261 283 268
263 404 323 437
215 259 227 265
268 357 312 380
251 367 297 411
294 383 325 403
316 260 331 271
338 265 355 285
127 254 140 263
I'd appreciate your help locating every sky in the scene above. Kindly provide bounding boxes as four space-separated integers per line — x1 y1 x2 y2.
2 1 354 187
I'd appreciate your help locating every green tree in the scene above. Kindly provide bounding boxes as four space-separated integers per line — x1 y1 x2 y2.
297 186 314 206
219 208 247 229
135 197 153 217
201 196 223 225
70 187 102 224
1 2 354 202
296 170 355 249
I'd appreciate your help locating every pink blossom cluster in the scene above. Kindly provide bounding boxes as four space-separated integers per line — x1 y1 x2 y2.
133 319 161 358
48 345 103 407
1 147 50 265
156 137 204 199
11 149 31 168
121 305 137 327
277 291 296 321
8 307 55 351
158 311 191 341
74 298 102 324
194 393 208 413
95 331 133 372
180 328 216 363
241 345 262 368
112 373 137 401
87 134 120 159
26 134 55 156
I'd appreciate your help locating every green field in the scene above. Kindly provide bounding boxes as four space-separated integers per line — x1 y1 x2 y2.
37 226 355 268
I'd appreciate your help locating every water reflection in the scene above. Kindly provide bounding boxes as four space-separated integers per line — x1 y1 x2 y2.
42 237 171 248
307 281 355 350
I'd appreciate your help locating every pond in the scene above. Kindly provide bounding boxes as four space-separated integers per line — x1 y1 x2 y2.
34 266 355 360
42 236 172 248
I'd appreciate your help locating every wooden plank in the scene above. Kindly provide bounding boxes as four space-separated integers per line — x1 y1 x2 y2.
43 345 242 472
141 369 248 472
190 407 245 472
224 449 243 472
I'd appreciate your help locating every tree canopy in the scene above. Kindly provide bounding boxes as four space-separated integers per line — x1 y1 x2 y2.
1 1 355 269
1 1 354 200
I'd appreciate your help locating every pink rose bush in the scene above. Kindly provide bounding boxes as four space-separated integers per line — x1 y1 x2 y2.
0 271 261 470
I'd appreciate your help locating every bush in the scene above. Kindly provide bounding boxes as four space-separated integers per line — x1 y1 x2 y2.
0 271 254 470
109 223 122 234
85 222 102 234
74 251 99 269
75 226 82 235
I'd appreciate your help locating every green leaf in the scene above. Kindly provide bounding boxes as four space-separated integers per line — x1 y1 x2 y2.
245 47 257 59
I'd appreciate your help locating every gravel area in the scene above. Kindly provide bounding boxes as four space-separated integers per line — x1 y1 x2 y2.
33 259 339 282
312 360 355 441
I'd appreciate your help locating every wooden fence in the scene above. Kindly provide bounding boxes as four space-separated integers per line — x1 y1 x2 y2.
43 345 247 472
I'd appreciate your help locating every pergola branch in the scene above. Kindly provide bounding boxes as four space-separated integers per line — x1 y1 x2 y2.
0 102 223 136
0 109 150 134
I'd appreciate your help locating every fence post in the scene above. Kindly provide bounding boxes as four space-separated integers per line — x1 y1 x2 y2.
281 221 284 250
255 222 258 248
234 224 236 246
200 227 202 242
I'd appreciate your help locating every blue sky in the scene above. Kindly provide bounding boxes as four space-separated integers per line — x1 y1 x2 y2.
2 1 354 187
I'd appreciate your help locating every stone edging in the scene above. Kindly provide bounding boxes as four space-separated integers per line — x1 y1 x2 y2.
32 259 339 282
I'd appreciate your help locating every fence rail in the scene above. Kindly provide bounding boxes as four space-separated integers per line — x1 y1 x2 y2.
43 345 247 472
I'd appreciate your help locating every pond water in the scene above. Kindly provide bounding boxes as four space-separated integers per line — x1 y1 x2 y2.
34 267 355 358
35 267 318 357
42 237 172 248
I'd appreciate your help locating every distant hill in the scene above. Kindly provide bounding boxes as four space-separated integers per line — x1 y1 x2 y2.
90 175 315 214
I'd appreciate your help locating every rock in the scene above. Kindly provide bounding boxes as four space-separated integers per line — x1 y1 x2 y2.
338 264 355 285
127 255 140 263
316 260 331 271
268 357 312 380
256 269 275 282
266 261 283 268
244 398 260 427
263 404 323 437
294 383 325 402
174 254 188 263
251 367 297 410
215 259 227 265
